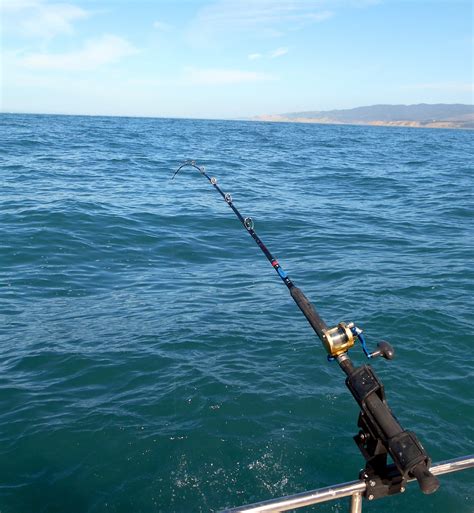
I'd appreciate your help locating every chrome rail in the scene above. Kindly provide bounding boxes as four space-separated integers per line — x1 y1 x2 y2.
221 455 474 513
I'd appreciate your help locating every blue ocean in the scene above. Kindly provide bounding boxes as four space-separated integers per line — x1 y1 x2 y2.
1 113 472 512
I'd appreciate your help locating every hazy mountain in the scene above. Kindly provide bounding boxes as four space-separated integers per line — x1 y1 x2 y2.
255 104 474 129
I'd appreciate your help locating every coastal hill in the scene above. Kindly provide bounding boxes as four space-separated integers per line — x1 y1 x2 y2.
254 104 474 129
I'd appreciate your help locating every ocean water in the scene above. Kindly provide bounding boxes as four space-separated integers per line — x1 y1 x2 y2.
0 113 472 513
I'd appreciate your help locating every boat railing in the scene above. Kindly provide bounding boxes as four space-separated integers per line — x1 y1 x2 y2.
221 454 474 513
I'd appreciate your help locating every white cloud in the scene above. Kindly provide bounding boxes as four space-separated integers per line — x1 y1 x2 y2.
1 0 89 39
183 67 275 85
1 0 40 12
19 34 139 71
248 48 289 60
270 47 288 58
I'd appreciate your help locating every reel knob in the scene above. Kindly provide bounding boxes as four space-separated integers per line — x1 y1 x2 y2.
370 341 395 360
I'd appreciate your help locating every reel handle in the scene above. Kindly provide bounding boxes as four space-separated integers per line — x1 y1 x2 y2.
370 341 395 360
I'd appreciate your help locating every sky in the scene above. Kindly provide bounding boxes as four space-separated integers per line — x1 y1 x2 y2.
1 0 473 118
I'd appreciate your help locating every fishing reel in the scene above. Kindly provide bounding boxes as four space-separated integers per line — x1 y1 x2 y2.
288 285 394 361
324 322 395 361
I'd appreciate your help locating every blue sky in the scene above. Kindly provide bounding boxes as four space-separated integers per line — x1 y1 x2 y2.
1 0 472 118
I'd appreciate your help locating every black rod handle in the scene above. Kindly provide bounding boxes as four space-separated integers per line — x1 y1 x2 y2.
290 286 328 341
412 463 440 494
364 392 403 439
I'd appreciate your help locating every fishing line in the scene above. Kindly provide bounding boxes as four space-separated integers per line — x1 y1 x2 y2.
172 159 440 497
172 159 330 343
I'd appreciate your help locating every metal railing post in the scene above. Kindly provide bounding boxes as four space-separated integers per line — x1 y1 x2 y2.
350 492 363 513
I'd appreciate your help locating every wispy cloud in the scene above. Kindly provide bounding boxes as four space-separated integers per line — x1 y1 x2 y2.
270 47 288 58
182 67 275 85
189 0 335 41
1 0 90 39
19 34 139 71
306 10 334 22
248 48 289 60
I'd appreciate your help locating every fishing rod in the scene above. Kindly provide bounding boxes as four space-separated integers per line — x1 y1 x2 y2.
173 160 341 353
173 160 440 500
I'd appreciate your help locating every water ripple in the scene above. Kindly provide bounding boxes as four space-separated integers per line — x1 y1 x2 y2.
0 113 472 513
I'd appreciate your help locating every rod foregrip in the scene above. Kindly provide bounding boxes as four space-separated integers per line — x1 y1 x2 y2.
290 286 328 341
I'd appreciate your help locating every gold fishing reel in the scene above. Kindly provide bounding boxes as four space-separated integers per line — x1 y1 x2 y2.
322 322 356 357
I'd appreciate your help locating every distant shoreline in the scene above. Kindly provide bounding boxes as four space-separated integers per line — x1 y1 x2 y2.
252 104 474 130
252 115 473 130
2 109 473 130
